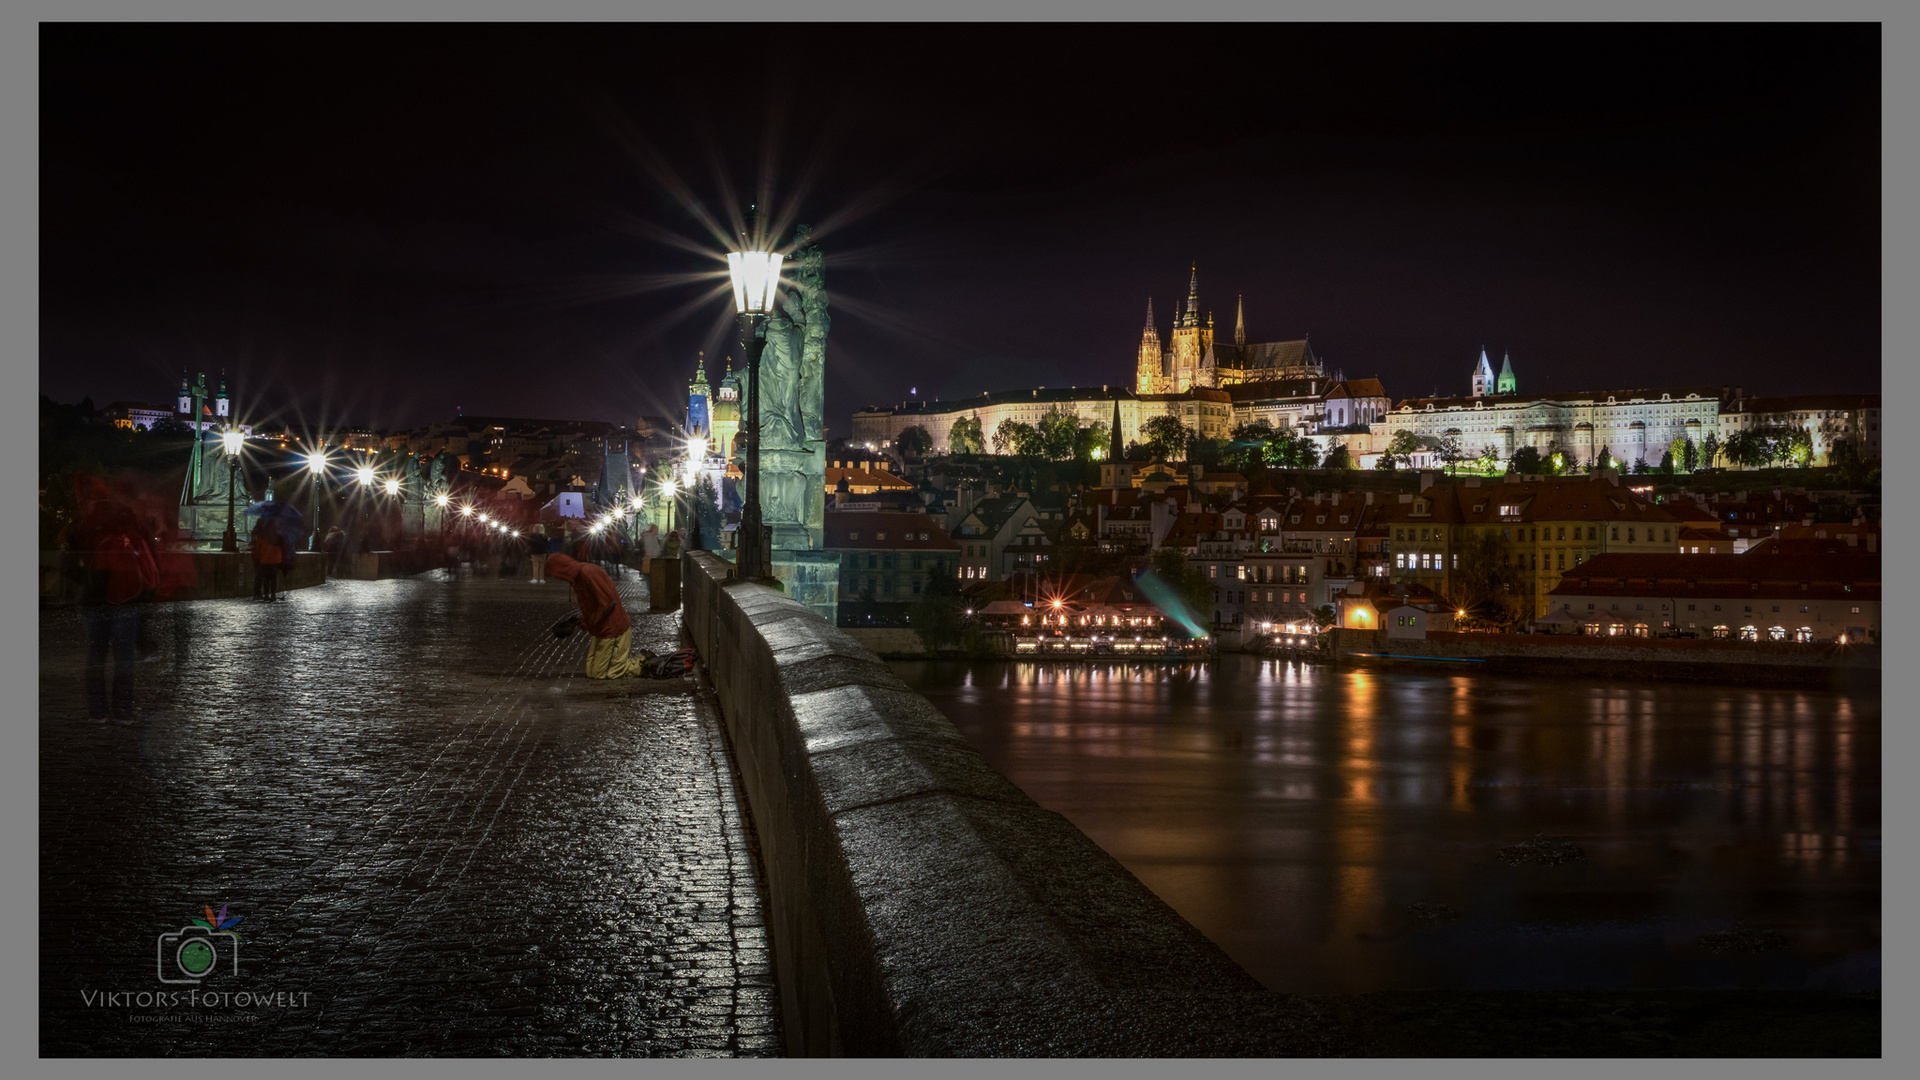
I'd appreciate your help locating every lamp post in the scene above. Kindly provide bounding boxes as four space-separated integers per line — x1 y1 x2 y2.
306 449 327 550
221 428 244 552
727 229 783 581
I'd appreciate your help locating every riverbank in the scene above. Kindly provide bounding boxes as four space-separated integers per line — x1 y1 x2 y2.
1329 627 1880 691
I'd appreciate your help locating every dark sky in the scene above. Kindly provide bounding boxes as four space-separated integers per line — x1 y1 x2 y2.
41 23 1880 439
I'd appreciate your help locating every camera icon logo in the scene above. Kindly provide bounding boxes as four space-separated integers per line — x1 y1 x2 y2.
156 904 243 984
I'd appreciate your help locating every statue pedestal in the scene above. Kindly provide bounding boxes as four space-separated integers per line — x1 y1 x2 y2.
770 549 841 625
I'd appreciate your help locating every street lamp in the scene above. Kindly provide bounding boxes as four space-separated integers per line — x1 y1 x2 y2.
306 448 327 550
221 428 244 552
383 478 400 496
728 229 783 581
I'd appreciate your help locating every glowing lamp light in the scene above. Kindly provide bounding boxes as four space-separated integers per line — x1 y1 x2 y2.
383 478 400 496
688 436 708 461
221 429 244 454
726 250 785 315
306 451 327 475
355 466 376 485
435 494 450 507
661 478 678 498
460 505 473 517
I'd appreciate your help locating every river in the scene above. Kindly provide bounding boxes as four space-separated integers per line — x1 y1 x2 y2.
891 655 1880 996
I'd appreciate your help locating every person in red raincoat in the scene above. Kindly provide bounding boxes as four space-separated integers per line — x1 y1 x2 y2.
67 497 158 722
543 553 652 678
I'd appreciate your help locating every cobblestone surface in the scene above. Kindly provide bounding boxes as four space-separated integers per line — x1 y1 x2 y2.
40 571 780 1057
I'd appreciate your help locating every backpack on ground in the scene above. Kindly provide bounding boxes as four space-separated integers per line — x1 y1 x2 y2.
643 649 696 679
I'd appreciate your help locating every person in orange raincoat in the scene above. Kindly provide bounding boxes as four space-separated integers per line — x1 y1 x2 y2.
543 553 652 678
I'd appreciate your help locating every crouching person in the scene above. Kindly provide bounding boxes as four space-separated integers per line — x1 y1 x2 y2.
544 553 652 678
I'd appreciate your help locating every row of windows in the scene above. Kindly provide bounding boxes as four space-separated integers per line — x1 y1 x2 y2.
845 530 934 542
1214 589 1311 605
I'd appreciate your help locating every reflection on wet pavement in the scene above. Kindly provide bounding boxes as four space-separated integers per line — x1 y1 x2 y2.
41 575 778 1056
895 656 1879 996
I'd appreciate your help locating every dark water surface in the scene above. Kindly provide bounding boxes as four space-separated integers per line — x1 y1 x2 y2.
892 656 1880 996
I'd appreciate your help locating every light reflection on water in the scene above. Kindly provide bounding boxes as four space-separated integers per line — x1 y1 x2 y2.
899 655 1880 995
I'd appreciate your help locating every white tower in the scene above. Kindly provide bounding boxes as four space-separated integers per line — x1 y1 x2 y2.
1471 348 1495 397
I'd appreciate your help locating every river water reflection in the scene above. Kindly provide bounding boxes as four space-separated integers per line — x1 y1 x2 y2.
892 656 1880 996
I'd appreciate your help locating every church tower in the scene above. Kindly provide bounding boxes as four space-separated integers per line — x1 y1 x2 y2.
1496 352 1517 395
1471 348 1495 397
1135 298 1164 395
686 352 713 442
1169 266 1214 392
214 372 230 419
1234 294 1246 347
1100 395 1133 490
176 372 191 416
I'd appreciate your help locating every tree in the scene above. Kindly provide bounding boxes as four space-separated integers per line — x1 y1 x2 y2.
1036 407 1081 461
1291 439 1321 470
1075 421 1110 462
1386 430 1422 468
1658 449 1675 474
1681 435 1699 473
1723 430 1771 468
1508 445 1543 476
1438 436 1465 475
1227 419 1274 473
1322 444 1356 470
1768 426 1813 467
910 564 966 651
1700 432 1720 469
1594 444 1614 471
1311 604 1337 631
1450 529 1525 631
897 425 934 458
1140 414 1194 462
992 418 1037 456
948 414 984 456
1476 444 1502 473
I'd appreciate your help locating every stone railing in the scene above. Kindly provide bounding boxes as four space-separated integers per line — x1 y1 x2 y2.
681 550 1336 1057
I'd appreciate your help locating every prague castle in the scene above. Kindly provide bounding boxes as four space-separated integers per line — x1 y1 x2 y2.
840 265 1876 469
1136 267 1327 394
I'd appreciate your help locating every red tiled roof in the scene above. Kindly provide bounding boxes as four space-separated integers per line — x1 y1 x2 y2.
824 511 959 550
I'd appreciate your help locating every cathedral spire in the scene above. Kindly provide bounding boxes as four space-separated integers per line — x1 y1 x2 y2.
1234 294 1246 347
1144 297 1156 333
1185 264 1199 326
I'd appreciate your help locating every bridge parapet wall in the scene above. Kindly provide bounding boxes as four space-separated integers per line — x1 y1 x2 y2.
682 550 1329 1057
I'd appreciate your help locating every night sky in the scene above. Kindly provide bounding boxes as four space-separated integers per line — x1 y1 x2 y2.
40 24 1880 439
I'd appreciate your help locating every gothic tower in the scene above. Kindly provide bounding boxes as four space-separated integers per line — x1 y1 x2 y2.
1471 348 1495 397
1169 266 1214 392
1496 352 1517 395
1234 294 1246 348
686 352 713 442
1100 395 1134 490
1135 298 1164 395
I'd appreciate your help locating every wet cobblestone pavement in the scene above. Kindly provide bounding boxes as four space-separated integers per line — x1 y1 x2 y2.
40 571 780 1057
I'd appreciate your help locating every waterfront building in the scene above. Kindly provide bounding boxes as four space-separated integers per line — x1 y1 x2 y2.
825 510 960 613
946 494 1041 583
1547 548 1879 642
1380 474 1685 619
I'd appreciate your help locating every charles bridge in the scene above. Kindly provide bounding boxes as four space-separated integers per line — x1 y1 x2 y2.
40 560 1876 1057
